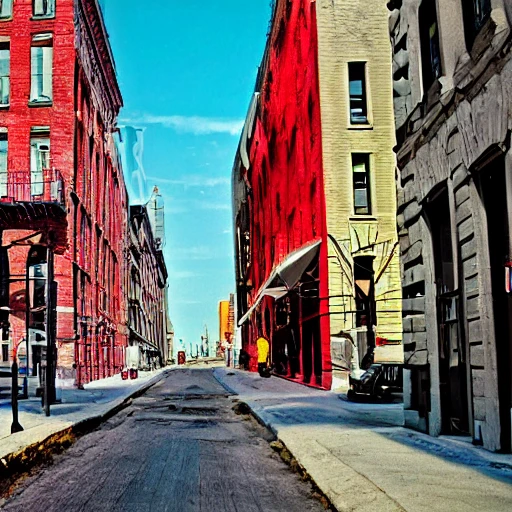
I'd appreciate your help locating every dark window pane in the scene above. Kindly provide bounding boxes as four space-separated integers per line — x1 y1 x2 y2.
33 0 55 17
352 154 371 215
419 0 442 92
348 62 368 124
462 0 491 50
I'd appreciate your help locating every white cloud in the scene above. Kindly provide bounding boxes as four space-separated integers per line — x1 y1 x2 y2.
172 246 218 261
168 205 189 214
120 114 244 136
169 270 202 280
148 175 230 188
199 202 231 211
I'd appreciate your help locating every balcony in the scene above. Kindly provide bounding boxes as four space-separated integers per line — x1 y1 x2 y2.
0 169 64 206
0 169 68 253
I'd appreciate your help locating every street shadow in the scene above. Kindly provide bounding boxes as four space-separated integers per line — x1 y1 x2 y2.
244 390 512 485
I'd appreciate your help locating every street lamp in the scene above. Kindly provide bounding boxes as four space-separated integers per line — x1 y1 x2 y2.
0 306 28 398
0 306 24 433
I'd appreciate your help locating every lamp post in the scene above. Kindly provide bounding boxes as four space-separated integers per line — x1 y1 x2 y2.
0 307 25 434
0 307 29 399
9 336 24 433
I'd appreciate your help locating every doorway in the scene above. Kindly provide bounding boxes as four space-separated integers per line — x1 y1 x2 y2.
480 158 512 452
425 187 469 435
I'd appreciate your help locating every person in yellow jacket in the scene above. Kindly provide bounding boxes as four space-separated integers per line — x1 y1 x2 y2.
256 333 271 378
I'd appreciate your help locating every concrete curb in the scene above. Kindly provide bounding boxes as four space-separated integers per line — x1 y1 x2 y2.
211 370 238 396
235 399 406 512
0 368 171 492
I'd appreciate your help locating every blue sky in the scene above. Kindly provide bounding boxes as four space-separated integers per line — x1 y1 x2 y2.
103 1 271 351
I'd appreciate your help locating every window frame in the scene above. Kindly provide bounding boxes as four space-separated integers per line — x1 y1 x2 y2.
351 153 372 216
32 0 56 20
0 128 7 198
30 126 50 197
0 0 13 21
348 61 370 126
30 33 53 106
419 0 442 95
462 0 492 51
0 40 10 107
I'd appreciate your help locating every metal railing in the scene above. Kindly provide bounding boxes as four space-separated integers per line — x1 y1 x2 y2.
0 169 65 206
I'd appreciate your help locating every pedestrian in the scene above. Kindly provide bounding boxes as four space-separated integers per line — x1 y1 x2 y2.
256 331 271 378
238 348 250 370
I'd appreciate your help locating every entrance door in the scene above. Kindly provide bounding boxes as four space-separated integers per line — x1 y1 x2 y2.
426 188 469 435
480 158 512 452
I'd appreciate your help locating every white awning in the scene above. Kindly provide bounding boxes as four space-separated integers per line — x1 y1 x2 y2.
239 92 260 170
238 239 321 326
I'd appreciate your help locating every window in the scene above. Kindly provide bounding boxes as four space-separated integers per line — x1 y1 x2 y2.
419 0 442 93
0 41 9 106
462 0 491 49
354 256 375 328
0 129 6 197
348 62 368 124
30 34 53 104
352 154 371 215
33 0 55 18
30 127 50 196
0 0 12 20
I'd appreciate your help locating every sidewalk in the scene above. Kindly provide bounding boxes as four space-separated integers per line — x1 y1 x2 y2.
0 367 172 476
214 368 512 512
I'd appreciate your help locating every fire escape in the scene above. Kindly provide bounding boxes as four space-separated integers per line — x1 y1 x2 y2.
0 169 67 412
0 169 67 249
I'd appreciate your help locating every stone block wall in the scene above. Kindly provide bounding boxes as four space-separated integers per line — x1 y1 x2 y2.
390 0 512 450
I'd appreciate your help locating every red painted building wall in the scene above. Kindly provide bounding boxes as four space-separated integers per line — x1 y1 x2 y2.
240 0 331 389
0 1 128 387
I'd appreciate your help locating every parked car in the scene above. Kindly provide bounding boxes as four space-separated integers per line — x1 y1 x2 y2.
347 363 403 400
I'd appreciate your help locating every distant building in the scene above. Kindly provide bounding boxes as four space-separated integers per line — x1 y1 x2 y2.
218 300 230 357
389 0 512 452
218 296 235 365
233 0 402 389
128 205 169 369
147 186 165 249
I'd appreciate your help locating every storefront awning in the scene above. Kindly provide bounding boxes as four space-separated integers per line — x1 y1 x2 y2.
238 239 321 326
239 92 259 170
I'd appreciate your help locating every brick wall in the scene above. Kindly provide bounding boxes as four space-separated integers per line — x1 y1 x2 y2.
315 0 402 345
0 1 128 387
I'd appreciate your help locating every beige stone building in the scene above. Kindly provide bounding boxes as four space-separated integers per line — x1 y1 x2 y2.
389 0 512 451
316 0 402 373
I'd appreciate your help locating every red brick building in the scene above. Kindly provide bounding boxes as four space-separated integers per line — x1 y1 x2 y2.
0 0 128 389
233 0 331 388
233 0 402 390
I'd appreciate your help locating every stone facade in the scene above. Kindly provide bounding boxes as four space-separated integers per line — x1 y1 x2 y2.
389 0 512 451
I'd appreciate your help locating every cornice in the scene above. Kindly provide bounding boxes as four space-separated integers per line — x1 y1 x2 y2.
76 0 123 128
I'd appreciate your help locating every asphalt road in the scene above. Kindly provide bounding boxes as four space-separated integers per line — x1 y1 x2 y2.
1 368 325 512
